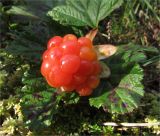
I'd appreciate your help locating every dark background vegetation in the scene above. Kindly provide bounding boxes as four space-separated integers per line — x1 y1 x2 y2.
0 0 160 135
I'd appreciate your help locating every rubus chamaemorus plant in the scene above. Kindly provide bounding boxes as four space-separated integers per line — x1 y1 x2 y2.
6 1 147 131
39 0 145 114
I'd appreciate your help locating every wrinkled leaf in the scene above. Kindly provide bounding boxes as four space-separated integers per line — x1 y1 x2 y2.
48 0 123 27
90 64 144 114
116 43 159 64
89 43 147 114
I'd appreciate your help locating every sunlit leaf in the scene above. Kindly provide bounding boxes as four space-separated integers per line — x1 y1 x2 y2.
90 64 144 114
48 0 123 27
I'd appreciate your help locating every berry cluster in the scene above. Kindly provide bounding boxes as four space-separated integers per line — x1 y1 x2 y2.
41 34 101 96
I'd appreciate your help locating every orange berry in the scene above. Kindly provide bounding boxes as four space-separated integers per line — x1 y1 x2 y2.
41 60 53 77
41 34 101 96
87 76 100 89
60 55 81 74
42 50 48 60
48 66 72 87
76 60 93 76
76 85 93 96
63 34 77 42
62 84 75 92
80 47 97 61
60 40 80 55
92 61 101 75
73 74 87 85
78 37 92 48
47 36 63 49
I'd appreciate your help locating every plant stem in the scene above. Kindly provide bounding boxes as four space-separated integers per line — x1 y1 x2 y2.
103 122 160 127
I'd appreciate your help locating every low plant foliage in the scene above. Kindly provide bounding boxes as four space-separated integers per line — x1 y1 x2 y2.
0 0 159 135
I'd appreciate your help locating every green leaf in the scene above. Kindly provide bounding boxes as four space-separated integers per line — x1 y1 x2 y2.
89 64 144 114
20 70 79 129
63 93 80 104
117 43 159 64
0 70 7 89
6 21 73 62
6 6 39 19
143 55 160 66
48 0 123 27
89 43 146 114
20 71 58 129
6 0 65 19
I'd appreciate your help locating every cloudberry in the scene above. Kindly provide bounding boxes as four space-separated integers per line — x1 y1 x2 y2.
41 35 101 96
